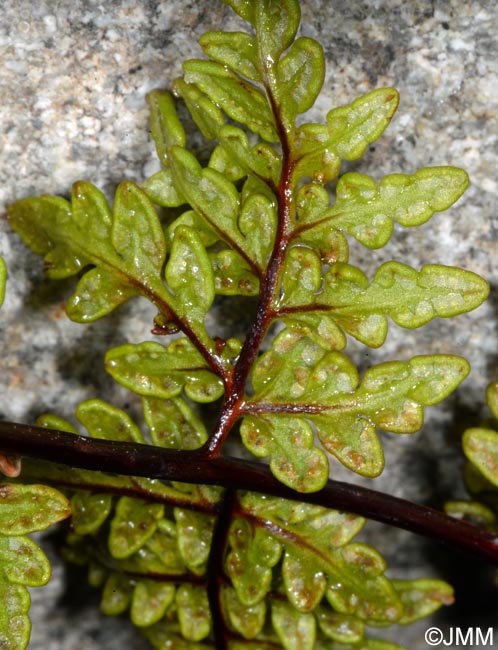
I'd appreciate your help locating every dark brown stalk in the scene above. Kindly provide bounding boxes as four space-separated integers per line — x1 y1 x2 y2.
206 488 236 650
1 421 497 565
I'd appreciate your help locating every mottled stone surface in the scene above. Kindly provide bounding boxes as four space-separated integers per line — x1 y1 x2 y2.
1 0 497 648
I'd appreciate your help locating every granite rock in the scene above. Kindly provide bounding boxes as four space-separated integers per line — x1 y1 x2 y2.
1 1 497 648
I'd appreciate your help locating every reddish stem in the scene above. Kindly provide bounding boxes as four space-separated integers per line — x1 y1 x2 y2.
203 115 295 457
0 421 497 566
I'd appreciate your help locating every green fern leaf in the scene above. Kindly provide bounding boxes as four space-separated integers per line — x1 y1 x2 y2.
223 585 266 639
76 399 145 443
392 579 454 624
315 608 364 643
101 572 134 616
279 254 489 348
147 89 186 164
176 585 211 642
0 483 70 650
293 124 342 185
210 250 260 296
486 381 498 420
130 581 176 627
165 225 215 331
216 125 281 185
226 517 282 606
71 492 113 536
173 78 226 140
327 88 399 161
105 339 225 403
143 396 207 450
298 167 468 249
0 577 31 650
272 600 315 650
463 428 498 488
199 31 262 82
240 415 329 492
109 497 165 559
0 483 70 535
254 0 301 61
183 60 277 142
249 330 469 479
174 508 215 574
8 181 168 322
276 37 325 129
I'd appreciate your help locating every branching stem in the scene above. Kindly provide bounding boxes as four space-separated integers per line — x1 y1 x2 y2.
203 84 295 457
1 420 497 566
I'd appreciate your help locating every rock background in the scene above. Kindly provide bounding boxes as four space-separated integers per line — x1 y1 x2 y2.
1 0 497 648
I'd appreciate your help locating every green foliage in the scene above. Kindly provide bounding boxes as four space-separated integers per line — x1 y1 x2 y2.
446 382 498 529
0 266 63 647
2 0 492 648
245 329 470 485
35 439 453 650
0 483 70 649
8 0 488 492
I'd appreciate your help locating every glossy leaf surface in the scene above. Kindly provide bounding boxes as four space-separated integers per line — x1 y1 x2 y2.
278 254 489 348
0 483 70 535
183 60 277 142
143 396 207 450
165 225 215 330
199 31 261 82
174 508 215 574
240 415 329 492
131 581 176 627
71 492 112 536
327 88 399 161
297 167 468 250
76 399 145 443
174 77 226 140
276 37 325 129
106 339 224 403
463 428 498 488
272 600 315 650
177 585 211 641
109 497 164 559
393 579 454 624
147 89 186 165
0 483 70 650
4 0 488 646
8 181 167 323
254 0 301 61
249 329 469 478
226 516 282 606
0 577 31 650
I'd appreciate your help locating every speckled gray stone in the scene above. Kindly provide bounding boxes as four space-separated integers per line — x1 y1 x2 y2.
1 1 497 648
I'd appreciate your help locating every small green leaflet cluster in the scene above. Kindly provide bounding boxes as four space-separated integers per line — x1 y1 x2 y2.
0 259 71 650
18 410 452 650
7 0 488 494
446 382 498 530
0 483 70 649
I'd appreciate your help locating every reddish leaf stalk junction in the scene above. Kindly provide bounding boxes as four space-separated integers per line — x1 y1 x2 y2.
202 115 295 457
